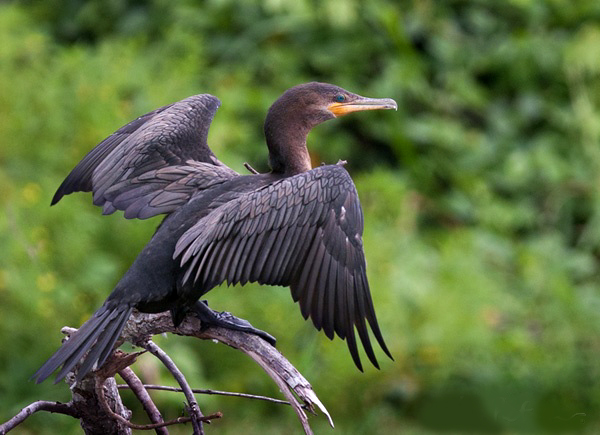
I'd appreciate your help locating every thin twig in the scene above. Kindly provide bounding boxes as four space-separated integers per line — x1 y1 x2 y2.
0 401 78 434
140 340 205 435
194 324 334 432
121 311 334 432
9 310 330 434
96 376 221 431
118 368 168 435
243 162 259 174
117 383 303 408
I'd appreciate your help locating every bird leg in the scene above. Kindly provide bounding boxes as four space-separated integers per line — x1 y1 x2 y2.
190 300 276 346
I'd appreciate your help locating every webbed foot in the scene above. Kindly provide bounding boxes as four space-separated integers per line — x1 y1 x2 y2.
190 300 276 346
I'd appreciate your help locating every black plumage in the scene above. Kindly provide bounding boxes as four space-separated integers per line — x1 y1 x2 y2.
33 82 397 383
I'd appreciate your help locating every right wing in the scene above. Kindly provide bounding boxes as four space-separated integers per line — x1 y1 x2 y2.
174 164 392 370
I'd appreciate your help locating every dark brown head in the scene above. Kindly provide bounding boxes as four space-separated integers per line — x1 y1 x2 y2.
264 82 397 174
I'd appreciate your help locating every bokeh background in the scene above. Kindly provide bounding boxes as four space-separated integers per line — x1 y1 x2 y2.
1 1 600 433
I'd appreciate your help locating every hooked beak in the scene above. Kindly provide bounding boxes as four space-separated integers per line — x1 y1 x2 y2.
328 96 398 117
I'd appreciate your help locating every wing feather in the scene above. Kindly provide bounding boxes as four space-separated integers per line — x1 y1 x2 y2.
52 104 173 205
298 232 324 317
174 165 391 369
311 242 331 330
53 95 236 219
324 250 338 340
262 225 289 283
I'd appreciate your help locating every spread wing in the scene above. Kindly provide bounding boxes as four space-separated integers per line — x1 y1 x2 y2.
52 94 236 218
101 161 238 219
174 164 392 370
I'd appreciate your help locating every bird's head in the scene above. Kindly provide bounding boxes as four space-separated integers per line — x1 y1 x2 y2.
264 82 397 174
266 82 397 131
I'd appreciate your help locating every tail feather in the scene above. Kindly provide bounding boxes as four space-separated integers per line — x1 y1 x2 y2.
53 309 117 382
56 310 117 382
32 304 133 384
74 307 132 382
33 309 113 383
95 308 133 375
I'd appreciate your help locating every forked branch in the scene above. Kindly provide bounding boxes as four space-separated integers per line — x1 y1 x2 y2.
1 310 332 435
122 310 334 432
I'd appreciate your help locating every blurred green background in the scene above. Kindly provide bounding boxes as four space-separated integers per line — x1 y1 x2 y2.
1 0 600 433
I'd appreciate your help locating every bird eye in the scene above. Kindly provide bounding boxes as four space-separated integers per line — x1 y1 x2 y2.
335 95 345 103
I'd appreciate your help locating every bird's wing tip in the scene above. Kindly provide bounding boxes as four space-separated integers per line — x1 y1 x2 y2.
50 192 63 206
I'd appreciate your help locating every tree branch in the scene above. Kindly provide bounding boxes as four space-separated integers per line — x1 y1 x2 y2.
117 368 168 435
69 353 134 435
122 310 334 431
4 309 331 434
139 339 205 434
0 401 78 434
96 375 221 431
243 162 260 174
117 383 303 408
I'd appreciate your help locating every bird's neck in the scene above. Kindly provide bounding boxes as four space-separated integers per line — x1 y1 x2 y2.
265 117 312 175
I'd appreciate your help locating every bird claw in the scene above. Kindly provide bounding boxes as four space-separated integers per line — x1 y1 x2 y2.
190 301 276 346
215 311 277 346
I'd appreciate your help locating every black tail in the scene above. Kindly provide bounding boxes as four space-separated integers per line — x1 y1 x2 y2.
32 304 133 384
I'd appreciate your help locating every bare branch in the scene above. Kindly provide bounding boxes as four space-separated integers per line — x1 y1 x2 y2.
118 368 168 435
117 384 301 408
0 401 78 434
122 310 334 433
139 339 205 435
243 162 259 174
69 370 132 434
96 375 221 431
255 354 314 434
7 309 330 434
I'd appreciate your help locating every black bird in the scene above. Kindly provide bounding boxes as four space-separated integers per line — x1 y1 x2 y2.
33 82 397 383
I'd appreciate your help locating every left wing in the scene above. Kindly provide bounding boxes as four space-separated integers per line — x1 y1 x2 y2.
53 94 233 219
102 161 238 219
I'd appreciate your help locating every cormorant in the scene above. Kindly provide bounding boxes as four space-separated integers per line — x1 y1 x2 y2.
33 82 397 383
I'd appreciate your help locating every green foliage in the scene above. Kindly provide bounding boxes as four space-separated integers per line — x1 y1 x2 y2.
2 0 600 433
